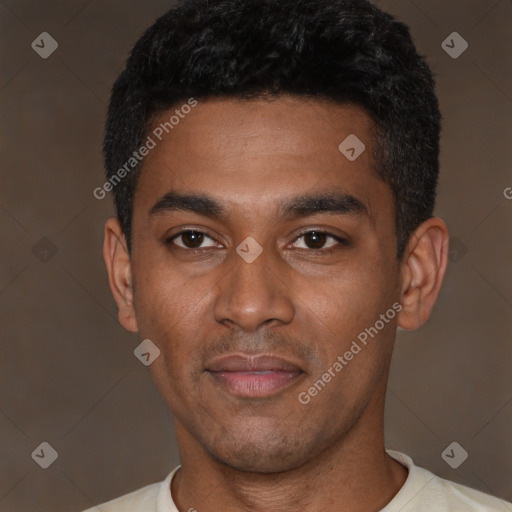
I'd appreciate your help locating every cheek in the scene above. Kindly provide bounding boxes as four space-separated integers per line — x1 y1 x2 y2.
134 258 196 328
301 257 397 385
131 277 194 382
309 262 389 331
300 285 394 416
139 280 207 413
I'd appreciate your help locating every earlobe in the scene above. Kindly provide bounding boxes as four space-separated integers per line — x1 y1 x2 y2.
103 217 139 333
397 217 449 331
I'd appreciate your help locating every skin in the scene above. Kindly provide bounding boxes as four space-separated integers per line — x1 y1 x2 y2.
103 96 449 512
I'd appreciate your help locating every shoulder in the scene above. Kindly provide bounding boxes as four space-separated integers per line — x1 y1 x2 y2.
385 450 512 512
80 482 160 512
428 473 512 511
80 466 180 512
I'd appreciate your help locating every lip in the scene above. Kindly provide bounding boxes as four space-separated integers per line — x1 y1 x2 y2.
206 354 304 398
207 354 302 372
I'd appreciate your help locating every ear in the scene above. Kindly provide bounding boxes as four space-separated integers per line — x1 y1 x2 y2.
397 217 449 330
103 217 139 333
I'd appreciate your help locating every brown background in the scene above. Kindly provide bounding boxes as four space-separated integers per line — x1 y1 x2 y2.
1 1 511 510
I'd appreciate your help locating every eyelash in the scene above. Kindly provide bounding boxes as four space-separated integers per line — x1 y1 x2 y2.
166 229 349 253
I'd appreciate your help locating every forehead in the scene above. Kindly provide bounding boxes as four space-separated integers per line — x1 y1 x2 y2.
134 96 391 225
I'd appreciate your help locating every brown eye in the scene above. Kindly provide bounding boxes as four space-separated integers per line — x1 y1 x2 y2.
292 230 348 251
303 231 327 249
168 230 218 249
181 231 204 248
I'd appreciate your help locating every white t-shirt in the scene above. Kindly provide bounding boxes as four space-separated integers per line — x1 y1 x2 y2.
82 450 512 511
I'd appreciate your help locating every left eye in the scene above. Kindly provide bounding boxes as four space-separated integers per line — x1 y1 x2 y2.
292 231 346 250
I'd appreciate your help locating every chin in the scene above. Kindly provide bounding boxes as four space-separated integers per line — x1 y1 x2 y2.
213 449 305 474
202 427 315 474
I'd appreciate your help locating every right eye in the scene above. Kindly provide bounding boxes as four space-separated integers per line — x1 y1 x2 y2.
166 230 222 250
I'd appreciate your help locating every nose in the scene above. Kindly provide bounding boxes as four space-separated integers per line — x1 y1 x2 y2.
213 243 295 331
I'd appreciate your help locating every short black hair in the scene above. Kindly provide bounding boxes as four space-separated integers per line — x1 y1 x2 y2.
103 0 440 260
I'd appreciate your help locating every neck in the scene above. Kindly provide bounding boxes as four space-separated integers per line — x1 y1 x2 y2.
171 383 408 512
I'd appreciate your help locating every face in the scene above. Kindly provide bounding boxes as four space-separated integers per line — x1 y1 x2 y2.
121 97 404 472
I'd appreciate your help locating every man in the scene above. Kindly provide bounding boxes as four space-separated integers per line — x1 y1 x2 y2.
87 0 511 510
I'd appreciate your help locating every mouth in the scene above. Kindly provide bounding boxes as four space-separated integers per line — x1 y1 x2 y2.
205 354 305 398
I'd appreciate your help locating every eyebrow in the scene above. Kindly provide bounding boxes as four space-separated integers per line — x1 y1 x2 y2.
280 192 367 219
148 190 368 222
149 192 229 221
